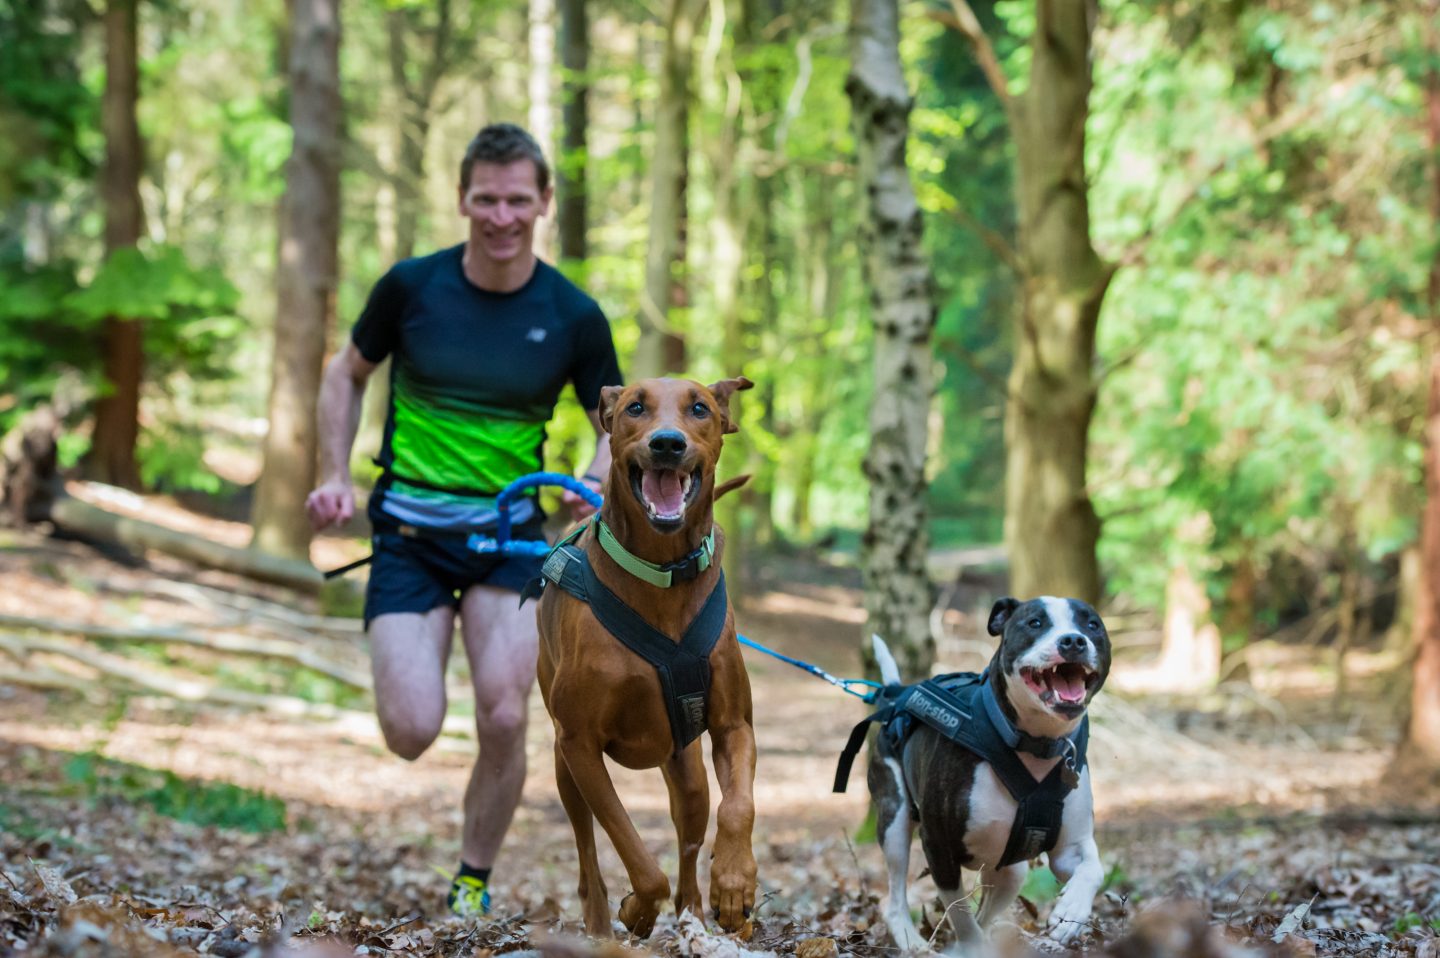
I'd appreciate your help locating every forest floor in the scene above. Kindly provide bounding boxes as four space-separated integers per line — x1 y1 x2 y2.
2 488 1440 958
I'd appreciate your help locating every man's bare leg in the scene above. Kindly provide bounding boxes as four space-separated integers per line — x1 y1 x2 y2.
370 607 457 759
457 584 539 867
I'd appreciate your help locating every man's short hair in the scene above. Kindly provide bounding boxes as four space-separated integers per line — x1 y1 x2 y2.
459 123 550 193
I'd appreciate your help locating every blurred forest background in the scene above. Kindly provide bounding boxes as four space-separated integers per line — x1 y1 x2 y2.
6 0 1440 747
5 0 1440 953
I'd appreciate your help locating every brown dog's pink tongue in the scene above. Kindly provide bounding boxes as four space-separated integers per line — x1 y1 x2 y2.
642 469 685 515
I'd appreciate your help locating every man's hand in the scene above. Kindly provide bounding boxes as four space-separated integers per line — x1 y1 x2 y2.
307 478 356 531
563 474 603 522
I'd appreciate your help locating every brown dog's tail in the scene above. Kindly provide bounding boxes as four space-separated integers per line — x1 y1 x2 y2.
714 474 751 500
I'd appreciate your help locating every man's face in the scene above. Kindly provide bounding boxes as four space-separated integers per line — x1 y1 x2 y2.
458 159 552 265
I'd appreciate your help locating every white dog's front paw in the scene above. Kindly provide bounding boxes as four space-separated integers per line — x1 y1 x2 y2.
1046 894 1093 945
883 904 927 953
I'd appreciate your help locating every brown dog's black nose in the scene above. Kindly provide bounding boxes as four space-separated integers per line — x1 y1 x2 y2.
648 429 688 460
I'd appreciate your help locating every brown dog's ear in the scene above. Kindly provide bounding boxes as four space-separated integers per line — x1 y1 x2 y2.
706 376 754 435
598 385 624 434
713 474 751 500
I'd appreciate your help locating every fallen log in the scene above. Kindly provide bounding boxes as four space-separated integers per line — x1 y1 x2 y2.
48 495 324 593
0 612 371 691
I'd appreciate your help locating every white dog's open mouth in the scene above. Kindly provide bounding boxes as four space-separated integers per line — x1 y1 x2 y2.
1020 662 1098 708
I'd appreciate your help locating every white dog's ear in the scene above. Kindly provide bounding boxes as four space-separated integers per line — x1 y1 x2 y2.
598 385 625 434
706 376 754 435
987 597 1019 636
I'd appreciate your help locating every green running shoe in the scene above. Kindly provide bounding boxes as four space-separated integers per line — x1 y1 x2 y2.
447 874 491 917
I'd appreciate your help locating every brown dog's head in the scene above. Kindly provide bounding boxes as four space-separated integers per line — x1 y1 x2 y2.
598 376 753 533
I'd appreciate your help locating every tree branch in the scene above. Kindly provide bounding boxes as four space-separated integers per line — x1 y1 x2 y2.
947 203 1021 274
934 0 1012 117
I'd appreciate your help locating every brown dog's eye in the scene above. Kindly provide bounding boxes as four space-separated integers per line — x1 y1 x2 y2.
690 401 710 418
626 401 645 416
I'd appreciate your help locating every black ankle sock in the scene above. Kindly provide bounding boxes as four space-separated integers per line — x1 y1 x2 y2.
457 862 491 883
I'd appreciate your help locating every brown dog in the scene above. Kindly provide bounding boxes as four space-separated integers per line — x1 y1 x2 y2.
536 376 758 939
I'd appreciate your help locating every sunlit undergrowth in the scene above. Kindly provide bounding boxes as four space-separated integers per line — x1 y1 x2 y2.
59 750 287 833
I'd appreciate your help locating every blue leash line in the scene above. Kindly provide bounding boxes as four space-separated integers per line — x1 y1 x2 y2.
736 634 881 702
481 473 880 701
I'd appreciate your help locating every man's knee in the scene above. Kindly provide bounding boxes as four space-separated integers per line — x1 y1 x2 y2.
475 697 527 744
379 711 443 761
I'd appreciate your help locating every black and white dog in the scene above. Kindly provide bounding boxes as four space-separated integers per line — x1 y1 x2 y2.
866 597 1111 953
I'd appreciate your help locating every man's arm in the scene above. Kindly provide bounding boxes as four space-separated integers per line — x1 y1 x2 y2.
306 342 379 530
564 409 611 520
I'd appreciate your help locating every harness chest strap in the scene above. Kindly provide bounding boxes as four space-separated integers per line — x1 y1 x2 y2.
833 674 1089 868
523 538 728 754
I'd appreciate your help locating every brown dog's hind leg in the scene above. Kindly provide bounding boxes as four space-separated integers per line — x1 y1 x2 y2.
554 740 611 936
707 720 758 935
556 734 670 937
662 743 710 919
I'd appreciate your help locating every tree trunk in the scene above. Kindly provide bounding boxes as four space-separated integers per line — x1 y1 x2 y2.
1397 0 1440 775
529 0 556 258
848 0 936 681
634 0 703 378
557 0 589 265
1220 552 1257 683
250 0 341 560
1157 562 1221 690
1004 0 1110 604
705 0 752 604
85 0 145 490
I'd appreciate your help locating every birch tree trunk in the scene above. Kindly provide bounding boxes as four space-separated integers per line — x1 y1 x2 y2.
1005 0 1109 603
250 0 341 560
634 0 704 378
85 0 145 490
849 0 936 680
557 0 589 265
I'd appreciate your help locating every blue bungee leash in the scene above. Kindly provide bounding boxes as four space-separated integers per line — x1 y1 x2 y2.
327 472 880 701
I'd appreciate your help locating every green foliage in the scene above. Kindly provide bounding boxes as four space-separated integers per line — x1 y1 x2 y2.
0 0 94 206
61 750 287 833
1020 865 1060 903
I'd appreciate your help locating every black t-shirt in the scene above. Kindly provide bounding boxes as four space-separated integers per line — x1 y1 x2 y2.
352 244 622 501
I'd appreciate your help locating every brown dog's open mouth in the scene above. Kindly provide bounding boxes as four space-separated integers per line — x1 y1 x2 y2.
1020 663 1099 711
629 464 703 529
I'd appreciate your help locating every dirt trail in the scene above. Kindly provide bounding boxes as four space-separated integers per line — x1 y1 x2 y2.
2 522 1436 955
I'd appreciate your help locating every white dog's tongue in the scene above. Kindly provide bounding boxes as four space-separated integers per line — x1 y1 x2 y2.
1050 667 1087 703
642 469 685 517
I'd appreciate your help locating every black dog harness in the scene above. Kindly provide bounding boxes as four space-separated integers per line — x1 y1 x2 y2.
521 528 728 754
834 672 1089 867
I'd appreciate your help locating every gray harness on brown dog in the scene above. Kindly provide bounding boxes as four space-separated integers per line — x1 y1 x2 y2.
521 532 728 754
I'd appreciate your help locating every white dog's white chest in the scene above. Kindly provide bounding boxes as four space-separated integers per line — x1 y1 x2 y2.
960 754 1062 867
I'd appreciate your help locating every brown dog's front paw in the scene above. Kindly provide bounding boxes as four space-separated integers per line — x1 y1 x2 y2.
617 892 661 939
709 873 756 935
